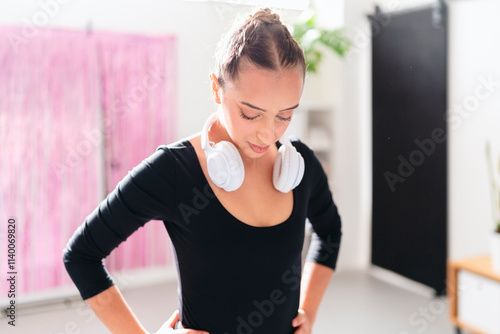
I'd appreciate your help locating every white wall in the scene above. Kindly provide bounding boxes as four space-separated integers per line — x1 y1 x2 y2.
334 0 373 271
447 0 500 259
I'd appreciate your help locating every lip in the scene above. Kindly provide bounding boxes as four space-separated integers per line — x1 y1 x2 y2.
249 143 269 153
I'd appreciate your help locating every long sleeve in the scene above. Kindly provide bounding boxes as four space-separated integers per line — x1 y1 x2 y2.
62 146 177 300
303 143 342 270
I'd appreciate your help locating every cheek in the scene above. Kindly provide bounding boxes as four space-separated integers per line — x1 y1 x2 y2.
275 122 289 139
224 110 248 139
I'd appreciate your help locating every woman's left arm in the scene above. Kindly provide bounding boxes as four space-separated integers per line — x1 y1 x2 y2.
292 262 334 332
291 141 342 333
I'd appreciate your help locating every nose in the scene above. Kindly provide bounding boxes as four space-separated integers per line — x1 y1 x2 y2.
256 125 275 146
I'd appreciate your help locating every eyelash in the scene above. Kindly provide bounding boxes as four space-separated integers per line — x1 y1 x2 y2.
239 111 257 120
239 111 292 122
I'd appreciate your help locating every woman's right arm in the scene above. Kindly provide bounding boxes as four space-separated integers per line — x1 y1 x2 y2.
85 285 148 334
85 286 210 334
62 146 177 333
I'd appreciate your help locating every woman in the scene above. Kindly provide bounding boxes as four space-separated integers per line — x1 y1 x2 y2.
63 7 342 334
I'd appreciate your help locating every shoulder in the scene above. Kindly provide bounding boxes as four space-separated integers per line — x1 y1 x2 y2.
154 137 197 161
152 136 202 178
287 137 315 160
156 138 192 153
285 137 326 178
133 138 193 180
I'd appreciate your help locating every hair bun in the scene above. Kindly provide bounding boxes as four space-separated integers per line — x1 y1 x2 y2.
213 6 305 90
249 8 281 25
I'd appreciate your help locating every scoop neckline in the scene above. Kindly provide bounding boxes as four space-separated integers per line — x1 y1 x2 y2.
182 139 297 230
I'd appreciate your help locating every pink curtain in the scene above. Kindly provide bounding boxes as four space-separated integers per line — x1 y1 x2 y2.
99 32 177 272
0 26 177 297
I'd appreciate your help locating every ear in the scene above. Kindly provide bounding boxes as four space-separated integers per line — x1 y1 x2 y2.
209 73 222 104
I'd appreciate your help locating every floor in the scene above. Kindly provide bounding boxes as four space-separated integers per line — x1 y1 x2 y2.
2 270 461 334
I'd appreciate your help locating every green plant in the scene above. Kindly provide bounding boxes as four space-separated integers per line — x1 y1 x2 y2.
486 140 500 233
290 9 351 73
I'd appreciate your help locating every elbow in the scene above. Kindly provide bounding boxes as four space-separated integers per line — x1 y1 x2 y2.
62 243 75 273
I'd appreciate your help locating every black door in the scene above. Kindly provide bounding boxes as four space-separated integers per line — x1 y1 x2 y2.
371 3 447 295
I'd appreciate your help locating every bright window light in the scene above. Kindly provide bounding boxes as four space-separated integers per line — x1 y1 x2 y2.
184 0 309 11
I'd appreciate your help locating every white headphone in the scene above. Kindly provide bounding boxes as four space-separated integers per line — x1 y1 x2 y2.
200 113 305 192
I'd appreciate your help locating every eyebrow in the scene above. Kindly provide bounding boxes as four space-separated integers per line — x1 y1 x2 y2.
240 101 299 112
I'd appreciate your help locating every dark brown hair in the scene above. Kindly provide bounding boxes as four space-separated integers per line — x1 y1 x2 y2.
213 7 306 90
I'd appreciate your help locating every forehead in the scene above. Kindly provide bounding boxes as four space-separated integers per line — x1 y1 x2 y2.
226 62 304 103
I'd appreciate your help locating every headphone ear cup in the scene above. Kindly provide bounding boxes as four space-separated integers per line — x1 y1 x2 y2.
272 151 284 192
208 141 244 191
292 152 305 189
273 143 304 193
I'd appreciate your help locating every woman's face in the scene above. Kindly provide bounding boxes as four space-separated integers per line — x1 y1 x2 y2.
211 61 304 161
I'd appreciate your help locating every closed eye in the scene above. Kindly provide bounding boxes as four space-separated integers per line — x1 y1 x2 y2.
239 110 293 122
239 110 259 120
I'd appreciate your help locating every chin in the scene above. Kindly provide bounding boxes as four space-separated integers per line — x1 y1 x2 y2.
234 142 258 159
